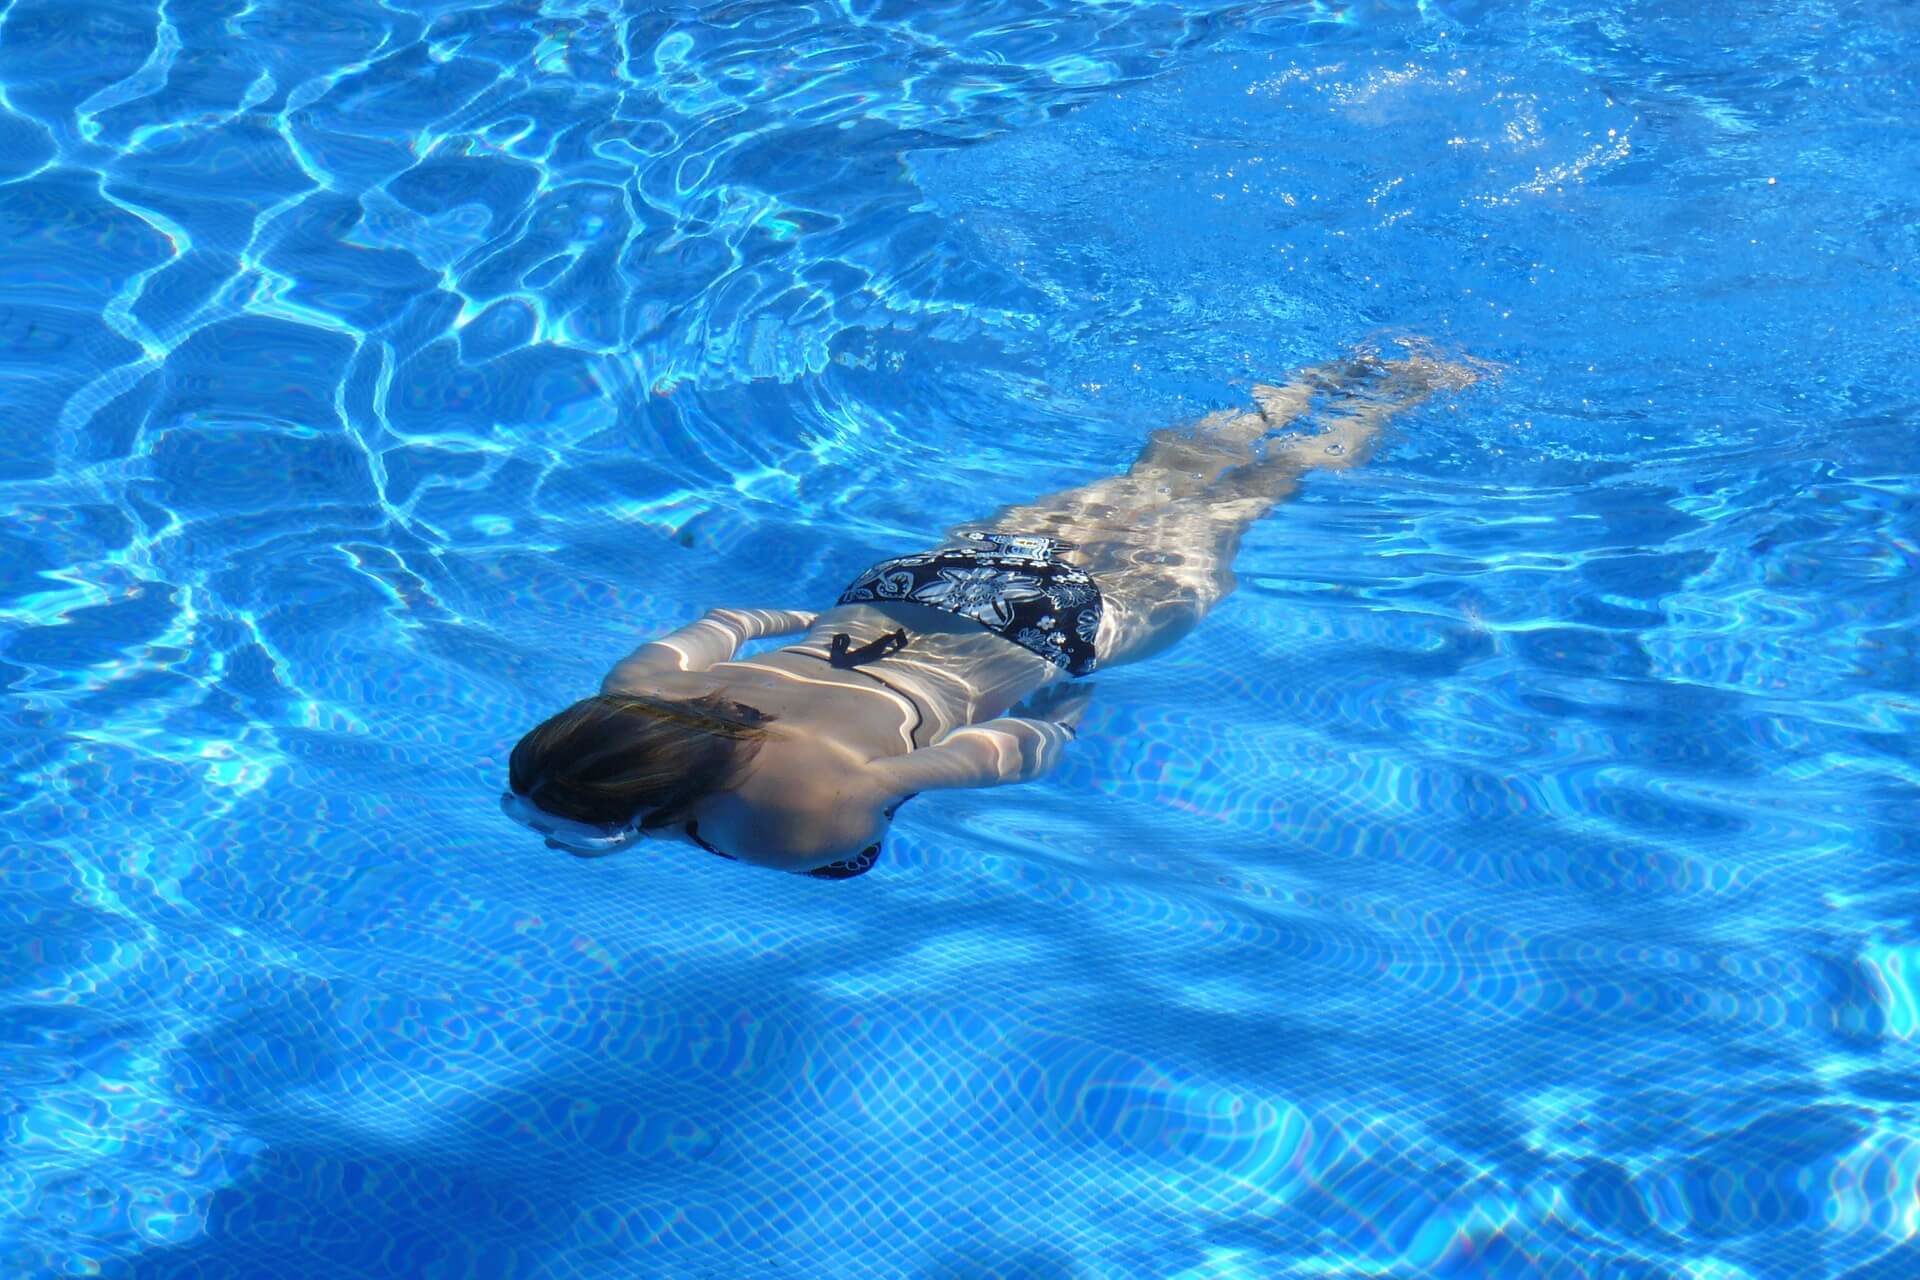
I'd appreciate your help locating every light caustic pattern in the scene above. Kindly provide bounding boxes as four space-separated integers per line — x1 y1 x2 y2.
1 0 1917 1277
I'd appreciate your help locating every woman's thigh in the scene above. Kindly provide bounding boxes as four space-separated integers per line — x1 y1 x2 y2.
951 482 1273 668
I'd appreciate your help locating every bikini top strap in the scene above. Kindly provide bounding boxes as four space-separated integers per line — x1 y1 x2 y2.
829 628 909 669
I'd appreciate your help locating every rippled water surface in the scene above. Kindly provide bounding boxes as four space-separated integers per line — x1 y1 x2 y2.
3 0 1916 1276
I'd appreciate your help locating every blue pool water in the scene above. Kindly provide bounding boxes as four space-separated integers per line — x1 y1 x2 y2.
2 0 1916 1275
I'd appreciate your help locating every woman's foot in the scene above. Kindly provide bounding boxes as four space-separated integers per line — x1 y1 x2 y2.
1248 343 1480 471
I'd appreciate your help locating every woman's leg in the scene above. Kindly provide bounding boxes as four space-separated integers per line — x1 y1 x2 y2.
957 351 1475 667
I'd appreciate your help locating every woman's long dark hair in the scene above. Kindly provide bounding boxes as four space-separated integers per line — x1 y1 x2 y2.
508 692 774 828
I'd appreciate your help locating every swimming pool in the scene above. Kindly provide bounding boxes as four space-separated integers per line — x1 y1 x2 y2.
3 0 1915 1275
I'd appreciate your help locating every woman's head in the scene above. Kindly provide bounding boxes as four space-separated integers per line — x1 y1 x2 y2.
507 692 776 839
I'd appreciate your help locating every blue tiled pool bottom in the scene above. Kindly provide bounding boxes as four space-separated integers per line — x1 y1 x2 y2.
3 0 1917 1276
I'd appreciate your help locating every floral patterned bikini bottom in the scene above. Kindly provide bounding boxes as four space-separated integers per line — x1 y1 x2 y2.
835 531 1104 677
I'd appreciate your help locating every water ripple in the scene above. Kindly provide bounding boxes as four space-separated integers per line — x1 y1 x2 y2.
2 0 1917 1275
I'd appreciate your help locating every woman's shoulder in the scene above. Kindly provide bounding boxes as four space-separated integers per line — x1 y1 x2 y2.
717 729 900 870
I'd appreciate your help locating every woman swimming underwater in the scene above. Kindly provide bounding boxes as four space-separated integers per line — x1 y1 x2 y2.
502 349 1475 878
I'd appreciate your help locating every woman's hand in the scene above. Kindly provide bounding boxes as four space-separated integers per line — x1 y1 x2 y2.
882 717 1077 790
706 607 818 640
1016 680 1097 736
602 607 817 689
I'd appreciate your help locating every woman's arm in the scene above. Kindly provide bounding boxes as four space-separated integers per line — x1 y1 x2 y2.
870 717 1078 793
601 607 817 690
